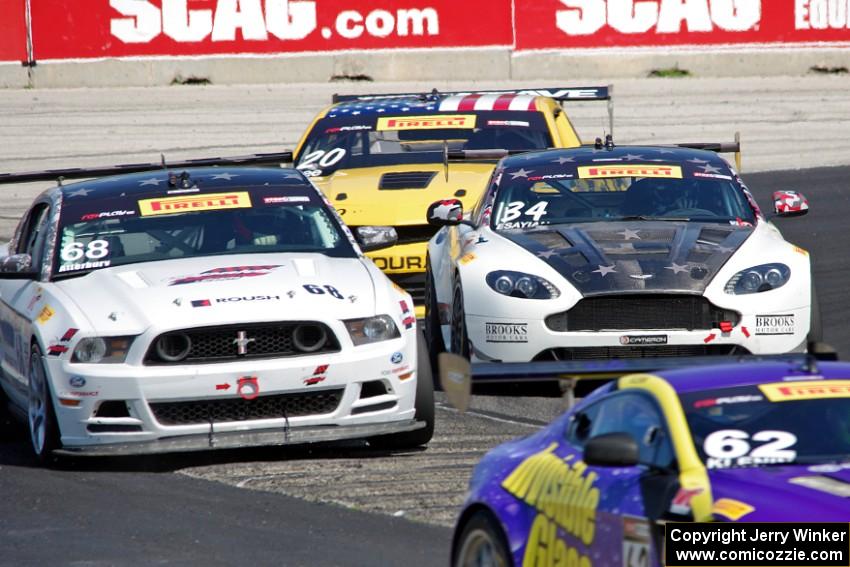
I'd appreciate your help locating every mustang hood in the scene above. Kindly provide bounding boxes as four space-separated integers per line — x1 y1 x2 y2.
709 465 850 521
56 254 376 333
502 221 753 296
313 163 493 226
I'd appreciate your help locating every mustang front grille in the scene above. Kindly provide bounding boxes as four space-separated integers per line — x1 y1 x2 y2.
144 322 340 365
545 295 740 332
149 388 345 426
534 345 750 361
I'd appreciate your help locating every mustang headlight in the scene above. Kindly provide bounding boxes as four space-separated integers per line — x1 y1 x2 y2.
725 263 790 295
344 315 400 346
71 336 134 364
486 271 560 299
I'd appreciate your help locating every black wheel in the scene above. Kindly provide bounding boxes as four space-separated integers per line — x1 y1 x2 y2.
453 510 513 567
368 329 435 449
450 277 470 358
807 284 823 344
28 343 61 464
423 257 445 370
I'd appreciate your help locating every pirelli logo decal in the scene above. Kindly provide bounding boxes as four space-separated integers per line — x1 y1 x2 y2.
759 380 850 402
578 165 683 179
138 192 252 216
377 114 477 131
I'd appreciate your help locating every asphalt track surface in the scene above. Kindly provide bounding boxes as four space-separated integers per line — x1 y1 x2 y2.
1 164 847 566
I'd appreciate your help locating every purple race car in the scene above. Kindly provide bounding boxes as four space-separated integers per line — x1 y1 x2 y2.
451 358 850 567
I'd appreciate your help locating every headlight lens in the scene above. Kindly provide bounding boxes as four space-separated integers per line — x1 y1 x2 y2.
725 263 790 295
344 315 401 346
486 271 560 299
71 336 134 364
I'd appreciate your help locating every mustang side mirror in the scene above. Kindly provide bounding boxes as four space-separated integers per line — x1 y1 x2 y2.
583 432 640 467
427 199 464 227
0 253 38 280
773 190 809 217
355 226 397 253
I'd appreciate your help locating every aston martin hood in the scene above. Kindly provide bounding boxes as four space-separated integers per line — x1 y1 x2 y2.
709 465 850 521
56 254 376 333
501 221 753 296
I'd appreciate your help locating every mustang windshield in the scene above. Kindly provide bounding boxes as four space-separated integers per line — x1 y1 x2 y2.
54 188 356 278
297 111 553 176
680 383 850 469
492 171 755 231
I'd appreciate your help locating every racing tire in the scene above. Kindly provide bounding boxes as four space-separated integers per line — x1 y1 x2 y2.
452 510 513 567
423 257 445 373
450 277 470 359
368 329 435 450
807 284 823 345
28 343 61 465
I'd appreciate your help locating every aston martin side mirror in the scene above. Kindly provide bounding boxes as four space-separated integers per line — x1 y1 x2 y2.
773 190 809 217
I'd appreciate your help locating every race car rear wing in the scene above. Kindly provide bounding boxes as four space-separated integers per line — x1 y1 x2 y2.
0 151 295 185
333 85 615 137
438 343 837 412
442 132 743 172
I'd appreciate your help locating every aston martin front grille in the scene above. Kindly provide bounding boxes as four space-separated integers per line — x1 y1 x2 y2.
149 389 345 426
545 295 739 332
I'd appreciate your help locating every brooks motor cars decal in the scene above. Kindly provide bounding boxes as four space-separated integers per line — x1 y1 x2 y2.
754 314 795 335
485 322 528 343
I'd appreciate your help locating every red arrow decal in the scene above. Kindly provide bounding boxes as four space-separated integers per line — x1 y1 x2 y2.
216 383 231 391
703 333 716 343
741 326 750 338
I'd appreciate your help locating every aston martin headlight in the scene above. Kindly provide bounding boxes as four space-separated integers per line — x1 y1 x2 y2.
486 271 560 300
724 263 790 295
71 336 134 364
344 315 401 346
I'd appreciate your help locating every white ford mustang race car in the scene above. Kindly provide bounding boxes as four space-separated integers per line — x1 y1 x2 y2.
0 163 433 462
424 144 819 365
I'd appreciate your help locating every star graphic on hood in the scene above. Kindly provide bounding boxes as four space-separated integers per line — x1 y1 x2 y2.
622 153 645 161
281 171 303 179
509 168 532 179
66 187 92 197
537 250 558 260
593 265 617 277
655 148 676 154
211 172 238 181
139 178 164 187
687 158 709 165
665 263 690 274
552 156 575 165
620 228 641 240
699 164 723 174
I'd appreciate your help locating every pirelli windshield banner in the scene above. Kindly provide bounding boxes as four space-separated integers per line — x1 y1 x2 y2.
4 0 850 62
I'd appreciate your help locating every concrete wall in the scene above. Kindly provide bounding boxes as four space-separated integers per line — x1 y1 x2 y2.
6 47 849 89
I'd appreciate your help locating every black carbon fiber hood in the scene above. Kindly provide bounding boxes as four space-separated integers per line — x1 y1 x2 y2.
502 221 753 296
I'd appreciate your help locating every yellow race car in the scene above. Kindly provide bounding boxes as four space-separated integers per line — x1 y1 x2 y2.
293 87 613 316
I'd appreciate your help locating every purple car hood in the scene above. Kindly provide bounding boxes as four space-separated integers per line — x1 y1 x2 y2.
709 464 850 521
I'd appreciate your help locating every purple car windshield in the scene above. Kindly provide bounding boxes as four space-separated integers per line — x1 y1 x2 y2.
680 383 850 470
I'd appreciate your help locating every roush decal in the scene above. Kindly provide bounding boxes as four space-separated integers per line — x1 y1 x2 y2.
620 335 667 346
578 165 683 179
376 114 476 131
759 380 850 402
138 192 251 216
754 314 795 335
485 322 528 343
169 265 281 286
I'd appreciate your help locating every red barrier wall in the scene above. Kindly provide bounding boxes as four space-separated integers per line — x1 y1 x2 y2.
3 0 850 63
0 0 28 62
514 0 850 50
29 0 513 60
